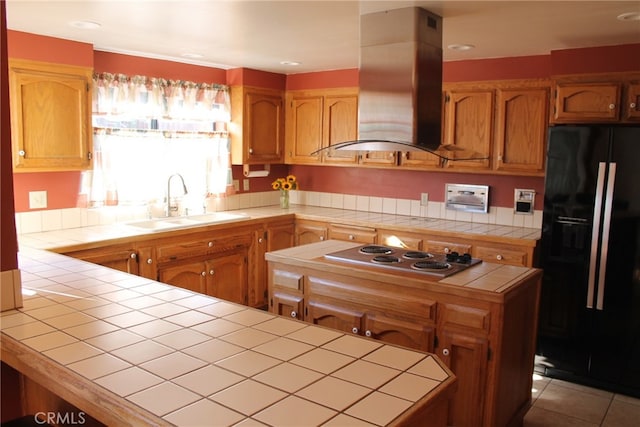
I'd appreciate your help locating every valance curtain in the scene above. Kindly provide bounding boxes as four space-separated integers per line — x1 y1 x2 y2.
88 73 231 207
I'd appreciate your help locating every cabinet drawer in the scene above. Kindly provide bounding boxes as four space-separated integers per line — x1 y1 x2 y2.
272 268 304 291
424 239 471 255
156 234 250 263
440 303 491 333
378 231 423 250
474 245 528 266
328 224 377 244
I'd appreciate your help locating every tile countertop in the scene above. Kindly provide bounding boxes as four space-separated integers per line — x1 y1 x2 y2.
1 246 457 426
17 204 541 251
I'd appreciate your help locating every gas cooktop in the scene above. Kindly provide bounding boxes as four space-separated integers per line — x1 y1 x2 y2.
324 244 482 278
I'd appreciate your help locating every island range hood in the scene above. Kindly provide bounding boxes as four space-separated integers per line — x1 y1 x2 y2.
316 7 487 161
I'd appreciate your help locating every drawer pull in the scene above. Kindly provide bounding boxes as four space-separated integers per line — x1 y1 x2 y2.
365 330 372 337
631 102 637 109
348 234 355 240
130 253 137 259
209 269 215 275
319 236 324 241
496 254 503 261
290 311 297 318
444 247 451 254
208 241 214 247
201 271 206 276
442 348 450 356
146 258 153 264
609 103 615 110
352 327 359 334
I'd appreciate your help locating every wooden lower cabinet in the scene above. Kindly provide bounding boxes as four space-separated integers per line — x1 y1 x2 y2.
295 220 328 246
60 246 139 275
268 260 541 427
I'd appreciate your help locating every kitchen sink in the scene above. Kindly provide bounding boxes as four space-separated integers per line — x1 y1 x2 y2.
125 212 250 232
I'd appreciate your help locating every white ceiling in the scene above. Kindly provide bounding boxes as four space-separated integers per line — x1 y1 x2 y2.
6 1 640 74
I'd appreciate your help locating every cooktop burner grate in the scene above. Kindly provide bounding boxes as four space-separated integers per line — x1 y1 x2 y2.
359 245 394 255
372 255 401 264
402 251 433 259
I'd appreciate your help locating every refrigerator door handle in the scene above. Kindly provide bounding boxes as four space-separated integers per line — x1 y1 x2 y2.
587 162 607 309
596 163 616 310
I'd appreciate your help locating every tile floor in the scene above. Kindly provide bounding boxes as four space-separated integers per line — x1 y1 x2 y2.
524 374 640 426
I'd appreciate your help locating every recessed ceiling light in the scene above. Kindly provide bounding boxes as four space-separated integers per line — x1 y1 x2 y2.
280 60 301 66
181 52 204 59
69 20 101 30
617 12 640 21
447 44 475 51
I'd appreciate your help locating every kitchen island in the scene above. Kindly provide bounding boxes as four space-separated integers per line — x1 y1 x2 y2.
1 246 456 426
266 240 542 427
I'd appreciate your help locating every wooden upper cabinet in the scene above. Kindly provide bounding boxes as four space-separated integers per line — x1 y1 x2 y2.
552 81 621 122
623 82 640 121
231 86 284 165
9 59 92 172
494 87 549 174
442 89 493 171
285 88 358 165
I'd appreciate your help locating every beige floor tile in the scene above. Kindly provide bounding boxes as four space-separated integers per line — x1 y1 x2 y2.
209 379 287 416
407 355 449 381
296 376 371 411
196 301 246 317
363 345 426 371
534 382 611 424
81 303 132 319
285 325 343 346
233 418 268 427
140 302 190 318
95 366 164 397
151 288 194 302
62 297 111 311
322 413 378 426
43 341 103 365
20 331 76 353
0 312 38 328
127 318 182 338
130 282 171 295
290 348 355 374
254 395 337 426
103 310 156 328
222 309 275 326
67 353 131 379
21 304 76 320
531 373 551 401
139 352 207 380
164 310 215 327
128 382 201 417
332 360 400 389
252 316 307 336
191 318 246 337
181 338 245 363
173 294 219 309
379 372 440 402
345 391 413 426
118 295 164 310
172 365 244 396
214 350 280 377
3 321 57 340
602 398 640 427
253 362 324 393
99 289 143 302
219 328 277 348
164 399 245 426
322 334 383 358
62 319 120 340
85 329 145 352
524 406 599 427
252 337 314 361
153 328 211 350
43 312 96 329
111 340 174 365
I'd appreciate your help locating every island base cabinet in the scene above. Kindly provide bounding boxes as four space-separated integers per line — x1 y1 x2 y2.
271 289 304 320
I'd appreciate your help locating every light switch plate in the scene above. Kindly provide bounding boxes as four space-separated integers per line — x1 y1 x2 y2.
243 179 249 191
29 191 47 209
420 193 429 206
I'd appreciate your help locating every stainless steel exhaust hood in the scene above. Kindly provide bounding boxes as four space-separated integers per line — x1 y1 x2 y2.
315 7 487 161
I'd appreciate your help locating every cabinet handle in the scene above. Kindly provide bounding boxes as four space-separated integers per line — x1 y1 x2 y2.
18 150 25 156
201 271 206 276
351 327 359 334
258 237 264 243
249 148 253 154
319 236 324 241
146 258 153 264
631 102 637 109
442 348 450 356
496 254 503 261
208 241 214 247
290 311 297 318
444 247 451 254
209 269 215 275
365 330 372 337
130 253 137 259
609 103 615 110
348 234 355 240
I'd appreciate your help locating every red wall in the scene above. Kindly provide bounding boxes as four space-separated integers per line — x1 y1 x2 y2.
7 29 640 213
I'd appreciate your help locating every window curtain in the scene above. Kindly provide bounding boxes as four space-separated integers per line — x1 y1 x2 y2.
89 73 231 207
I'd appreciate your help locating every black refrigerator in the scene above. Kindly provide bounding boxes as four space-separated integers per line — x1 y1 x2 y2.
536 125 640 398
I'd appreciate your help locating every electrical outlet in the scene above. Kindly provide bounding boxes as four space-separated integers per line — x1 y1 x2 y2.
243 179 250 191
29 191 47 209
420 193 429 206
233 179 240 191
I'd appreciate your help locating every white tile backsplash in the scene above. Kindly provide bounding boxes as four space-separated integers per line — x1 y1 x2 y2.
16 189 542 234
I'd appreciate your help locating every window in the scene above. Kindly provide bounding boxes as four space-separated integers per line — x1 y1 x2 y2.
87 73 231 212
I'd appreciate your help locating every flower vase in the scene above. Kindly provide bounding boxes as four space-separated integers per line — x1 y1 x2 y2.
279 191 290 209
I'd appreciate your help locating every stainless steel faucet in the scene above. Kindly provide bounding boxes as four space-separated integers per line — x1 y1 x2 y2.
166 173 188 217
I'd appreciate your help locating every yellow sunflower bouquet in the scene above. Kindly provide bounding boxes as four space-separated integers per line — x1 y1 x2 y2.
272 175 298 208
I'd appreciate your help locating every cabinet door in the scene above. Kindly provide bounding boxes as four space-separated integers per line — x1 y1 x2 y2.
295 222 328 246
442 89 493 170
267 223 295 252
137 246 156 280
328 224 377 244
378 230 423 250
424 239 471 255
158 261 207 294
206 250 248 305
9 60 92 171
398 151 441 169
246 91 284 163
552 82 621 122
322 94 359 165
307 300 363 334
364 313 435 352
285 94 323 164
271 289 304 321
494 87 548 174
624 82 640 121
65 248 139 275
438 329 489 427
